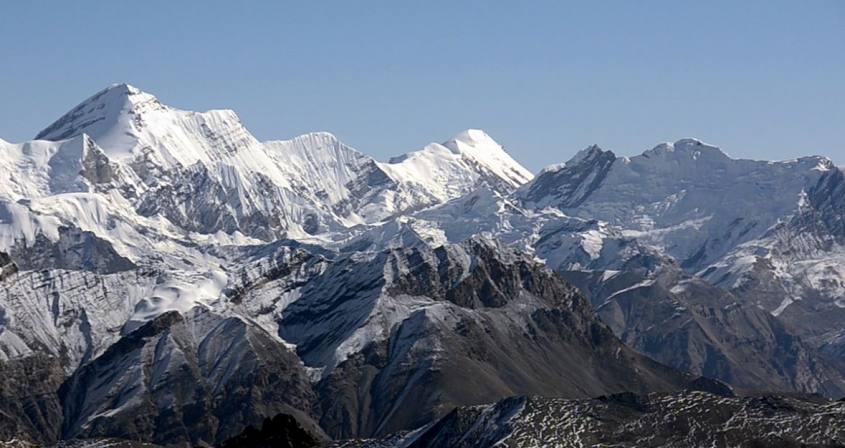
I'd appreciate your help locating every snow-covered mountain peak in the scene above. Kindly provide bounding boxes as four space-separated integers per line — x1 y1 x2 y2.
1 85 554 247
33 83 258 171
518 143 617 209
567 144 615 167
802 155 836 172
530 145 612 179
284 130 341 144
36 83 162 142
442 129 533 186
443 128 496 150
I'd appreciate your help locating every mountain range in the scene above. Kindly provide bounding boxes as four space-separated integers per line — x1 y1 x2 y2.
0 84 843 447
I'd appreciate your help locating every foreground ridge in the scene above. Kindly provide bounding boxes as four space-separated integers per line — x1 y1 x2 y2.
335 391 845 448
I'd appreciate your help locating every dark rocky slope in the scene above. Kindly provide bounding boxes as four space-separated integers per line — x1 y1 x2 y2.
562 266 845 397
336 391 845 448
277 238 706 439
58 308 321 446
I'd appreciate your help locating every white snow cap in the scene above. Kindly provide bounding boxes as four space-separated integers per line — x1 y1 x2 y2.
443 129 497 152
37 84 156 139
442 129 534 185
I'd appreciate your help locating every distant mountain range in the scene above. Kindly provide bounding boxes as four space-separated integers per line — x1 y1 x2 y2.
1 85 843 447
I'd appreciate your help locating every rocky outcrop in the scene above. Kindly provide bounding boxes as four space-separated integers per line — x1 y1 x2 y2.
562 267 845 397
58 308 320 447
337 391 845 448
518 145 616 208
275 238 697 439
0 251 17 281
219 413 326 448
9 227 134 274
0 354 64 444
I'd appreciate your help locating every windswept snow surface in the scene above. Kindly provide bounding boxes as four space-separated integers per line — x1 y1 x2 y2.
0 84 538 370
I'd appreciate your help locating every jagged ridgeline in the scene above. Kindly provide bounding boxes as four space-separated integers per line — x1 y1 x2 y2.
0 84 843 447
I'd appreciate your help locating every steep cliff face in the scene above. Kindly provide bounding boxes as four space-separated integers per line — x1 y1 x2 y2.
518 145 617 209
0 251 16 280
58 308 320 446
700 167 845 361
562 267 845 397
0 253 64 445
0 354 64 445
269 238 696 438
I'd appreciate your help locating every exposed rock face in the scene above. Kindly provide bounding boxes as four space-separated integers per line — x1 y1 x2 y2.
219 413 325 448
336 391 845 448
518 145 616 208
271 238 696 439
0 251 16 280
0 354 64 445
357 190 845 400
3 83 845 448
58 308 319 447
562 267 845 397
790 167 845 241
699 167 845 364
135 163 288 240
9 227 135 274
0 251 63 445
0 268 157 371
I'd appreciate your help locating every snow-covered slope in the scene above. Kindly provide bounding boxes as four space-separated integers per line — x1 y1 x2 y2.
512 140 845 391
22 84 532 242
0 134 136 199
699 167 845 354
262 128 532 225
0 84 538 339
30 84 346 237
520 139 833 270
0 85 536 338
35 84 271 181
3 82 845 447
441 129 533 187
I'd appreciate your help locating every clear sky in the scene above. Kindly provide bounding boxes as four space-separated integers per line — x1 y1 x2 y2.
1 1 842 171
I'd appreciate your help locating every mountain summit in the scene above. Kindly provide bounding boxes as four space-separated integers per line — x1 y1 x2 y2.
37 83 165 144
1 84 844 447
20 84 534 240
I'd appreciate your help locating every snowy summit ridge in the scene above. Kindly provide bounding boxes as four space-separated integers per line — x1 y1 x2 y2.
17 83 534 242
2 83 845 446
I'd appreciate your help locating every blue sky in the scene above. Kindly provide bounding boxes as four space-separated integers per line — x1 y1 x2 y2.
1 1 842 170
